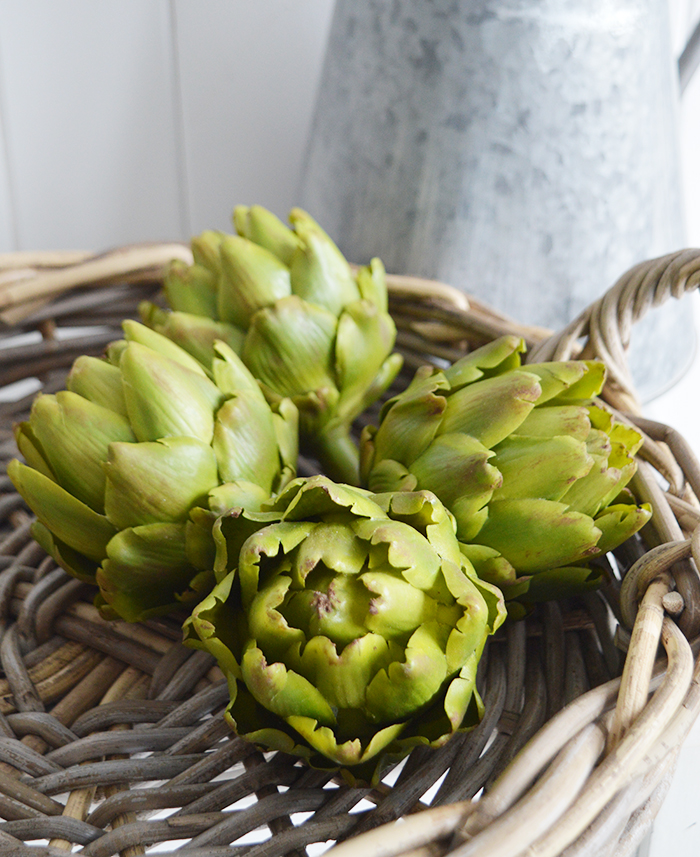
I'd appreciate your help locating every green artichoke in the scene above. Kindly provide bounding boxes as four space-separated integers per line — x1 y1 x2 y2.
8 321 298 622
360 335 651 606
140 205 403 484
184 475 506 784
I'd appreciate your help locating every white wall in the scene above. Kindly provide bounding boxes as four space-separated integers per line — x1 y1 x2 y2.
0 0 335 251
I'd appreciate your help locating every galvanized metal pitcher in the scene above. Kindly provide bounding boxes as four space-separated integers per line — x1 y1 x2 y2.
299 0 691 400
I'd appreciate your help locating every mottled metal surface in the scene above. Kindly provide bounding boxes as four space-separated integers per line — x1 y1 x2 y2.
300 0 692 399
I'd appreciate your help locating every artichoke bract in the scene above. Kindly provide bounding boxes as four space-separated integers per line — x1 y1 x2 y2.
140 205 403 485
8 321 298 622
184 475 506 784
360 335 652 606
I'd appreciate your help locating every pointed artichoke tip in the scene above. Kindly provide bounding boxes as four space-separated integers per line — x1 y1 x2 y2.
121 318 141 338
137 300 162 326
288 206 309 223
6 456 21 484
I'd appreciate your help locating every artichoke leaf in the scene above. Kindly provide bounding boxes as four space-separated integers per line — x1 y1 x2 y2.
246 575 306 662
211 505 282 584
361 453 418 494
164 258 218 317
288 208 360 315
185 514 217 571
356 258 389 312
30 391 135 513
295 633 396 711
591 503 652 556
288 716 405 772
271 398 299 487
211 340 266 400
371 386 446 468
104 436 219 529
97 522 196 621
546 360 606 402
375 489 464 570
440 370 542 447
242 296 338 403
560 434 639 517
365 624 448 723
31 521 98 584
522 565 604 603
139 303 245 371
516 404 592 441
241 645 336 726
443 664 484 732
491 434 594 503
213 393 281 490
443 335 526 387
191 230 225 275
271 475 383 523
408 433 501 540
360 571 439 640
66 355 128 417
183 572 243 679
284 570 372 648
353 518 441 593
120 342 222 443
233 204 301 265
292 522 368 580
207 481 271 516
218 235 292 327
122 319 210 377
524 361 592 403
474 498 602 572
14 422 56 481
335 300 398 423
106 339 127 366
8 460 116 562
237 521 316 604
459 543 517 587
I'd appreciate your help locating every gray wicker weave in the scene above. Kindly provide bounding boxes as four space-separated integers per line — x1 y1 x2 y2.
0 245 698 857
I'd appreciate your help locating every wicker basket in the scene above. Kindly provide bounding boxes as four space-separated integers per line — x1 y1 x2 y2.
0 245 699 857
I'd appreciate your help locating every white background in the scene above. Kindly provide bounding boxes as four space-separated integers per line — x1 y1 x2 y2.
0 1 700 854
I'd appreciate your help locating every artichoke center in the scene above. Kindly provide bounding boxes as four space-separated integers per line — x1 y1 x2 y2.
281 566 373 649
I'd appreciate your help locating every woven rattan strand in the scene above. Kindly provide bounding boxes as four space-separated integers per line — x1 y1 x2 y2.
0 245 699 856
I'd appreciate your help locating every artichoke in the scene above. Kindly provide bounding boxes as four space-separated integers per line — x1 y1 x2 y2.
360 335 651 606
184 475 506 784
140 205 403 484
8 321 298 622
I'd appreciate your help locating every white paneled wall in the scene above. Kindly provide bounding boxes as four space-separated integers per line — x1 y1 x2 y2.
0 1 183 249
0 0 335 251
174 1 334 235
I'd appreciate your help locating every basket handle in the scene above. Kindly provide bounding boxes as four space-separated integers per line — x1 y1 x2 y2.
0 244 193 327
526 249 700 413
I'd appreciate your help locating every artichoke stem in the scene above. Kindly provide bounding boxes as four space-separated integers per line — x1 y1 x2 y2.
313 425 361 486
